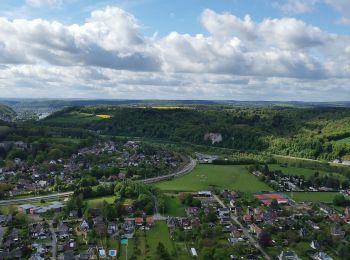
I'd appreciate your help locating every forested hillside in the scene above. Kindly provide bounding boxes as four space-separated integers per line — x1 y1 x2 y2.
0 105 16 121
42 106 350 160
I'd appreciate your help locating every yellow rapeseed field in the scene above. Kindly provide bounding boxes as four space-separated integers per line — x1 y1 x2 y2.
96 114 112 119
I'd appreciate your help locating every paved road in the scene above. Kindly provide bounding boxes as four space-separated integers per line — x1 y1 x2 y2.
142 157 196 184
49 221 57 260
213 194 271 260
0 192 73 206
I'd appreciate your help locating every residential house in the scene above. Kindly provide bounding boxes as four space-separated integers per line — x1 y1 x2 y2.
278 251 300 260
243 214 253 223
299 228 308 238
80 220 90 231
0 214 12 224
310 240 321 250
185 207 199 217
107 222 118 235
18 204 35 214
330 226 345 239
167 217 178 228
311 252 333 260
135 217 144 227
57 222 70 240
146 216 155 227
250 224 262 237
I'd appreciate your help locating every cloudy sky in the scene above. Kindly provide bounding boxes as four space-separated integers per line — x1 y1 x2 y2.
0 0 350 101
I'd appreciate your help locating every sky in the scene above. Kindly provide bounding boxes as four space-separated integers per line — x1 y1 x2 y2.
0 0 350 101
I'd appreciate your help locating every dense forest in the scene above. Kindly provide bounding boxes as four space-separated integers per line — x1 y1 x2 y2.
40 105 350 161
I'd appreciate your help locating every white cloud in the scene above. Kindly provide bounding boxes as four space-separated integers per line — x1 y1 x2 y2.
336 17 350 25
0 7 349 100
26 0 62 8
273 0 319 14
325 0 350 14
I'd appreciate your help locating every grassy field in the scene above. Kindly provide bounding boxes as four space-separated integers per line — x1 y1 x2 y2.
269 164 347 180
118 221 186 259
85 195 116 209
286 192 339 203
164 195 185 217
47 137 84 144
335 137 350 144
44 111 102 125
155 164 272 192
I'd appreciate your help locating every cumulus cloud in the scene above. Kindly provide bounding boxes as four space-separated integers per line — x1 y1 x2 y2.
0 7 160 71
0 6 349 100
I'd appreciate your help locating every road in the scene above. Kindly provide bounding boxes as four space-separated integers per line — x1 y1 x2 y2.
49 221 57 260
213 194 271 260
0 191 73 206
141 157 196 184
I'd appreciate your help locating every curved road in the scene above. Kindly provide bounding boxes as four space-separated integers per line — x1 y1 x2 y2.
0 158 196 206
142 157 196 184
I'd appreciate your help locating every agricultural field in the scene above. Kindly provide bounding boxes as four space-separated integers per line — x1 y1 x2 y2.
96 114 112 119
269 164 347 180
155 164 272 192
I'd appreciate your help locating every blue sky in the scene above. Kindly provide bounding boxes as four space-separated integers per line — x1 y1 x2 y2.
0 0 350 100
1 0 349 35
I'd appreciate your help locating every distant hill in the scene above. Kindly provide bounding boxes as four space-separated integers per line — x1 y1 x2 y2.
42 105 350 161
0 104 16 121
2 98 350 110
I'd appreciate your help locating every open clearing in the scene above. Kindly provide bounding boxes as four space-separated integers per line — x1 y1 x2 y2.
269 164 347 180
155 164 272 192
85 195 115 209
44 111 102 126
164 195 185 217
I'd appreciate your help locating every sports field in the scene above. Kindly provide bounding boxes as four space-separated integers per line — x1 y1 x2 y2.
155 164 272 192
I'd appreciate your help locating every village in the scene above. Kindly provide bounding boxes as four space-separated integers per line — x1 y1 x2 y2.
0 183 348 259
0 139 184 199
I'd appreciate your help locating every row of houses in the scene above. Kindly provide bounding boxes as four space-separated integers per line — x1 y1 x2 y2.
18 201 64 215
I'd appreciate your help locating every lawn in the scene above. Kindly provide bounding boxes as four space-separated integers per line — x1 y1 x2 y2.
118 221 184 259
164 195 185 217
155 164 272 192
85 195 116 209
269 164 347 180
286 192 339 203
146 221 175 257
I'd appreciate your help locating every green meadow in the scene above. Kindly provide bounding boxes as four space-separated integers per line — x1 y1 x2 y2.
155 164 272 192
